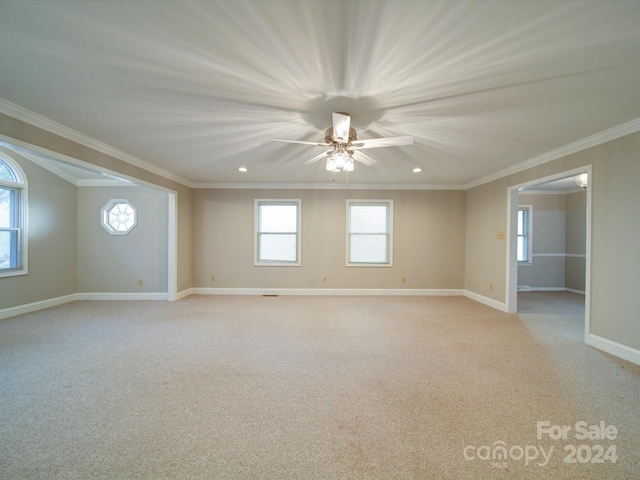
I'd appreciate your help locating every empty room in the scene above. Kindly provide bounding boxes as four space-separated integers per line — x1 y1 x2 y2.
1 1 639 478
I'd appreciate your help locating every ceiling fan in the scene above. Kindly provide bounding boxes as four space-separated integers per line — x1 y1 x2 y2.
271 112 413 175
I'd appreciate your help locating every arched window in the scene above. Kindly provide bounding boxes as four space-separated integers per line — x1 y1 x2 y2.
0 152 28 277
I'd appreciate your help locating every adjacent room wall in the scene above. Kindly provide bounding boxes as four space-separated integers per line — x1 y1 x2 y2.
518 193 567 289
192 188 466 290
0 147 77 309
517 191 587 292
77 186 168 294
565 190 586 292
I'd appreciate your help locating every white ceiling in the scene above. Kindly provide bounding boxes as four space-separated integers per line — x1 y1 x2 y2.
1 0 640 188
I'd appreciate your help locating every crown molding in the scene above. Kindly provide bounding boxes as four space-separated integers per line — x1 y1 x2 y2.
464 117 640 189
192 182 466 190
0 98 193 188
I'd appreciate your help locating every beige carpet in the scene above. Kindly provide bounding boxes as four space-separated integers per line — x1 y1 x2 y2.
1 294 639 479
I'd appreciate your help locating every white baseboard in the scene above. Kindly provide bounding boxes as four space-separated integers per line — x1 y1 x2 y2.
0 293 77 320
76 292 168 301
191 287 464 297
586 333 640 367
175 288 193 300
565 288 586 295
522 287 586 295
463 290 508 312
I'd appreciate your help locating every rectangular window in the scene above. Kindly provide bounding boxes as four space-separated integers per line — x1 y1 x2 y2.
255 199 301 266
347 200 393 266
517 205 532 263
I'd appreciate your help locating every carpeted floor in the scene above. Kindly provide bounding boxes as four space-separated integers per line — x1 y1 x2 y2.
1 293 638 479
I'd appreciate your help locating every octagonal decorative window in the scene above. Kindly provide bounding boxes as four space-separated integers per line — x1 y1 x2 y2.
101 199 137 235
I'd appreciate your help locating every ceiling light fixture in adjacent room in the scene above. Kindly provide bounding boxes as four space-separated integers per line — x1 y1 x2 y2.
413 167 422 173
575 173 588 188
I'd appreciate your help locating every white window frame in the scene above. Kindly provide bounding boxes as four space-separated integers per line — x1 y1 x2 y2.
0 152 28 278
101 199 138 235
517 205 533 264
346 199 393 267
254 199 301 266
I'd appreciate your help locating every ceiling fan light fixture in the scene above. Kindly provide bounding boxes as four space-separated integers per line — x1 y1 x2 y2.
344 156 354 172
326 150 354 173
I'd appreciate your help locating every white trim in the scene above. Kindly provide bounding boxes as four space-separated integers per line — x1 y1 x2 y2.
346 199 393 267
192 288 463 297
193 182 467 190
0 99 192 188
0 137 150 190
517 205 533 263
0 294 77 320
77 179 138 187
463 290 508 312
175 288 193 300
520 188 585 195
529 287 566 292
565 288 585 295
254 199 302 267
531 253 586 258
518 287 585 294
586 334 640 367
466 117 640 189
76 292 168 301
0 150 28 278
167 193 177 301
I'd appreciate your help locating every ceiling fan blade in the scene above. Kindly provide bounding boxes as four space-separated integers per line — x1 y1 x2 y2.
352 151 377 166
351 135 413 149
303 151 329 165
332 112 351 143
271 137 329 147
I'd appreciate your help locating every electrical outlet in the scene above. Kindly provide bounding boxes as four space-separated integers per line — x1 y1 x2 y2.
489 283 494 291
322 276 327 283
401 276 406 283
138 279 144 286
210 275 215 282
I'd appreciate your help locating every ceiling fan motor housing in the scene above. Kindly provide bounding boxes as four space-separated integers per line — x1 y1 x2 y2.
324 127 357 145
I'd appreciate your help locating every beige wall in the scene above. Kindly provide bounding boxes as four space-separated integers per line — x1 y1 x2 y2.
193 188 466 290
77 186 168 293
465 130 640 351
0 148 77 309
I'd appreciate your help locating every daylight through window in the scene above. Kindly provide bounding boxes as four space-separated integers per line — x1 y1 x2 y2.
101 199 137 235
517 206 532 263
0 154 27 277
255 200 301 266
347 200 393 266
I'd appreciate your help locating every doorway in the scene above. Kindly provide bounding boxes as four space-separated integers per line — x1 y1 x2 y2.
506 166 592 342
